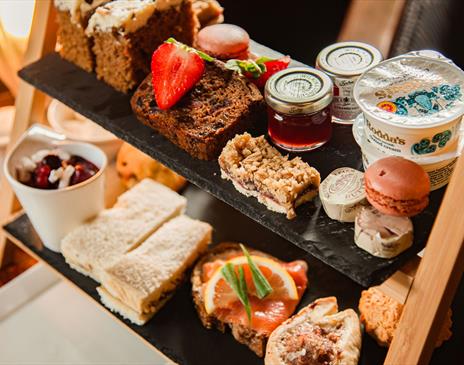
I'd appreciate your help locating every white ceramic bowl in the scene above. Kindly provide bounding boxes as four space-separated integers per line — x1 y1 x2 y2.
47 99 122 160
353 114 462 191
4 125 107 252
353 55 464 157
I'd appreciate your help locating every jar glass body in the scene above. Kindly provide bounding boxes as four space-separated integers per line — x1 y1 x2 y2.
267 105 332 152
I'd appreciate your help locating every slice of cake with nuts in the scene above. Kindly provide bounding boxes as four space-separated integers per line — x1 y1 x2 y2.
219 133 320 219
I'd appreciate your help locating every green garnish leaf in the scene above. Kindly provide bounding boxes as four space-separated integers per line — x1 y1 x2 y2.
165 37 215 62
254 56 274 64
240 244 273 299
195 49 215 63
225 59 267 79
221 263 252 323
238 266 251 322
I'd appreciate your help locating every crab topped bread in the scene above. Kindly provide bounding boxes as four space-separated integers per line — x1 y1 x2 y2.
191 242 308 357
265 297 362 365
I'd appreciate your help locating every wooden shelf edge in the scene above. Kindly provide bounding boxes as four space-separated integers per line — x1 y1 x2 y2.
386 155 464 364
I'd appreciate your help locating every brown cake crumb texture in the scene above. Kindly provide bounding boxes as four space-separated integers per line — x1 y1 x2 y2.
359 286 452 348
92 0 198 93
219 133 321 219
131 61 264 160
56 10 95 72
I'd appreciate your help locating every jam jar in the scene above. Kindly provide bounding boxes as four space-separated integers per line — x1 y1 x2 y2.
265 67 333 152
316 41 383 125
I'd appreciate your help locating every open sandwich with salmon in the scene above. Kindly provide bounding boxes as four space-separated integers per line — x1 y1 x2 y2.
191 242 308 356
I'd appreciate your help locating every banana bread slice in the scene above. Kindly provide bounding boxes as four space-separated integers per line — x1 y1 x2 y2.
131 60 265 160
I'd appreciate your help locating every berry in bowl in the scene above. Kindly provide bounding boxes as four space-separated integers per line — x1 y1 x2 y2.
16 148 99 190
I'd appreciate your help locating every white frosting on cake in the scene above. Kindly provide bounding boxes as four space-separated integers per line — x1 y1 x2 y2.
54 0 109 23
86 0 183 35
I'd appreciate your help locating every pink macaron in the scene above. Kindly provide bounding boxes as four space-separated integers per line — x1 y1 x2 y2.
364 156 431 217
196 23 250 60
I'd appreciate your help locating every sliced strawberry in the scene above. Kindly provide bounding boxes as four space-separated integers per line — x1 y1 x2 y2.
151 42 205 110
253 56 291 89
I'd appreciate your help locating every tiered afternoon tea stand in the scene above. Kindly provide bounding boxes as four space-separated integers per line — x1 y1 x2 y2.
0 1 463 364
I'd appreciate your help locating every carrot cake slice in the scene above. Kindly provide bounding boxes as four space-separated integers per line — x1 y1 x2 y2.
86 0 199 93
54 0 110 71
219 133 321 219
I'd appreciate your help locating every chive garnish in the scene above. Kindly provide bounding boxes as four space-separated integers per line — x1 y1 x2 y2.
240 244 273 299
221 262 252 322
220 246 274 323
238 266 251 322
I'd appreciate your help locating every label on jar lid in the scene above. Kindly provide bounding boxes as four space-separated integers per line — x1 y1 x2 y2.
354 55 464 127
319 167 367 222
275 73 322 99
265 67 333 114
317 42 383 77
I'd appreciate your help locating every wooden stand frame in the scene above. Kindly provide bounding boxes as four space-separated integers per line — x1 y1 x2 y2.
0 0 56 265
1 1 463 364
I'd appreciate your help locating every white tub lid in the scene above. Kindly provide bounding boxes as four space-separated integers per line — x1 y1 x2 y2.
353 55 464 128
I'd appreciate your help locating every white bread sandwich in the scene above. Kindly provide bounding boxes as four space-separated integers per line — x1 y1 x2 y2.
99 215 212 325
191 242 308 357
61 179 186 282
265 297 362 365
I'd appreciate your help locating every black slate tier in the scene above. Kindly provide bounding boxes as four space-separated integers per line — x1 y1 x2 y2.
3 185 388 365
17 43 444 286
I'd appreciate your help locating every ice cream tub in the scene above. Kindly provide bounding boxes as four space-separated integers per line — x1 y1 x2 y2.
353 114 462 191
353 55 464 157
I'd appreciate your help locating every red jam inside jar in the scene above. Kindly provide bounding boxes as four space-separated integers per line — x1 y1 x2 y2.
267 105 332 151
265 67 334 152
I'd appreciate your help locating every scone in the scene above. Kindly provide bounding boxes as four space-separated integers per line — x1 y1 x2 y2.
265 297 362 365
359 286 452 347
116 143 186 191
